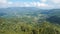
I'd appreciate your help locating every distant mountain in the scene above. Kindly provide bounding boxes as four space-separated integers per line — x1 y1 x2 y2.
46 9 60 24
0 7 60 24
0 7 47 17
0 7 60 17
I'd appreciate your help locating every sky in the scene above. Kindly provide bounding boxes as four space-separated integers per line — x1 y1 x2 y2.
0 0 60 9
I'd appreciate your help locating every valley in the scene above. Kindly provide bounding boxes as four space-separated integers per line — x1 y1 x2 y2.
0 7 60 34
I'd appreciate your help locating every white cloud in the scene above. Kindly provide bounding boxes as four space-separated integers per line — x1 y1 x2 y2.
7 2 52 8
40 0 47 3
30 2 37 7
0 0 50 8
52 0 60 4
40 3 48 7
23 2 31 7
49 0 60 8
0 0 8 8
8 2 13 4
0 0 59 9
21 2 50 8
0 0 7 3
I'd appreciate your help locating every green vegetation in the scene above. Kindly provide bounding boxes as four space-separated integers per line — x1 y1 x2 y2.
0 17 60 34
0 8 60 34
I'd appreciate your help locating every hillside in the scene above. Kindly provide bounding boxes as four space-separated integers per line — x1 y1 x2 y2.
0 7 60 34
0 17 60 34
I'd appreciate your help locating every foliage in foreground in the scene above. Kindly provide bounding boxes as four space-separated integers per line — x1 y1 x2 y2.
0 17 60 34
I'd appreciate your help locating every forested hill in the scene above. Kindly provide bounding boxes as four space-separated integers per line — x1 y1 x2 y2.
0 7 60 34
0 7 60 24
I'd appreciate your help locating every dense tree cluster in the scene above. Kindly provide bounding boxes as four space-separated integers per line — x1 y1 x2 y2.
0 17 60 34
